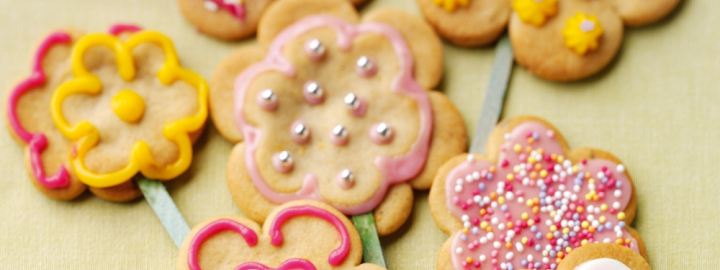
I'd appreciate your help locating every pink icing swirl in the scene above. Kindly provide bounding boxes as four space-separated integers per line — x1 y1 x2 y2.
188 205 351 269
233 16 433 215
445 122 637 270
6 31 73 189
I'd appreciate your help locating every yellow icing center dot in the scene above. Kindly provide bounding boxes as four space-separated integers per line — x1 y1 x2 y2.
512 0 558 26
433 0 470 12
563 13 604 55
111 89 145 123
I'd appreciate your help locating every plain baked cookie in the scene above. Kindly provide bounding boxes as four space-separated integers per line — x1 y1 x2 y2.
45 28 208 192
510 0 680 81
430 116 646 270
177 200 386 270
210 0 467 236
177 0 372 41
415 0 512 47
5 25 154 202
558 243 651 270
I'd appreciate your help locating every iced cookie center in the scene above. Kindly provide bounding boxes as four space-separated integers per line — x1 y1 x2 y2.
111 89 145 123
575 258 630 270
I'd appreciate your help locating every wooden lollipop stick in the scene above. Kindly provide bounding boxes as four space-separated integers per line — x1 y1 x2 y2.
352 213 387 267
137 177 191 247
471 35 514 153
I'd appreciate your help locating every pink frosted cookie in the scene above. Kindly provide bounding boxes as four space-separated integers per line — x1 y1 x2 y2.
177 201 385 270
430 116 646 270
6 25 146 201
209 0 467 236
176 0 371 41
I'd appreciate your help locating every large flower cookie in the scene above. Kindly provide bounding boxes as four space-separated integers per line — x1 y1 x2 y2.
210 0 467 236
430 116 645 270
49 29 208 189
177 0 371 41
177 201 385 270
6 25 149 201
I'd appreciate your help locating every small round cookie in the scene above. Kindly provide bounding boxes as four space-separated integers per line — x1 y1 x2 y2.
177 0 373 41
211 0 467 236
6 25 153 202
430 116 644 270
177 200 386 270
176 0 274 40
48 28 208 190
611 0 681 27
558 243 651 270
510 0 624 81
415 0 512 46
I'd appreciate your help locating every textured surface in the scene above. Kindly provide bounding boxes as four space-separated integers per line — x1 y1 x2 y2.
0 0 716 269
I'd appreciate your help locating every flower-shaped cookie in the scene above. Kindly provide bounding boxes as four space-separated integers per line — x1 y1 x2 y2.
178 201 385 270
210 0 467 236
6 25 148 201
430 116 645 270
50 30 208 189
177 0 371 40
417 0 679 81
557 243 650 270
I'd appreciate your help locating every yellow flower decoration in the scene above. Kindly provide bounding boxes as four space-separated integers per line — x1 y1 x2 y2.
512 0 558 26
563 12 604 55
50 31 208 188
433 0 470 12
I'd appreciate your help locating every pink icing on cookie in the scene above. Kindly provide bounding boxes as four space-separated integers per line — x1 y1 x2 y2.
206 0 246 21
188 205 351 269
234 16 433 215
7 31 73 189
188 219 259 270
108 23 142 35
445 122 636 270
236 259 316 270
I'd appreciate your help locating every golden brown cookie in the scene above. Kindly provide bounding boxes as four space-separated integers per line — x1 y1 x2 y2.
509 0 680 81
430 116 645 269
415 0 512 47
211 0 467 236
177 0 372 41
177 200 386 270
558 243 651 270
6 25 158 202
45 28 208 192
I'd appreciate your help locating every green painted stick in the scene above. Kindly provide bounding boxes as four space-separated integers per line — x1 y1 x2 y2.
352 213 387 267
471 35 514 153
137 177 190 247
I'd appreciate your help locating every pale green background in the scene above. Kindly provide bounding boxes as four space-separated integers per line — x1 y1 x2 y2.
0 0 716 269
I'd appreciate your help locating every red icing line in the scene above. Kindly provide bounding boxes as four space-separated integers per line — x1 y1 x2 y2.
209 0 246 21
268 205 351 266
188 219 260 270
187 205 351 269
235 259 317 270
7 31 73 189
108 23 142 35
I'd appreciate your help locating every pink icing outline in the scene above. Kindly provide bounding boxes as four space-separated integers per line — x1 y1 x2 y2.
235 259 316 270
444 122 637 270
6 24 142 191
7 31 73 189
208 0 246 21
234 16 433 215
188 205 351 269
